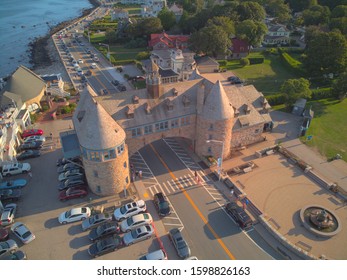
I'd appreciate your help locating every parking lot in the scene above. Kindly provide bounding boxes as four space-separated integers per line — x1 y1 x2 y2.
1 119 169 260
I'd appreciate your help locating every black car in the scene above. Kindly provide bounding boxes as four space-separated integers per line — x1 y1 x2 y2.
1 250 27 260
18 141 42 151
88 235 123 258
225 202 253 230
117 84 126 92
0 189 21 202
111 80 119 86
227 76 243 84
57 162 82 174
58 178 86 191
153 192 171 217
100 89 108 95
16 150 41 160
88 222 120 242
56 156 81 167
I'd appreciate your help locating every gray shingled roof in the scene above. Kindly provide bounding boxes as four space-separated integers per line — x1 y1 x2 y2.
201 80 234 120
0 91 23 109
2 65 46 103
73 86 126 150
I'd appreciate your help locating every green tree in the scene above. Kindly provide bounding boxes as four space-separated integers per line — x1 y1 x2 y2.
266 0 291 23
236 19 268 47
136 51 151 60
237 1 266 22
302 5 331 26
305 29 347 75
286 0 318 13
207 16 235 37
317 0 347 11
105 29 117 44
158 7 177 31
280 78 312 107
189 25 231 57
330 5 347 35
130 17 163 37
332 72 347 99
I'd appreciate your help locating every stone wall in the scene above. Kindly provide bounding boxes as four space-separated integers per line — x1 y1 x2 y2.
83 145 130 196
231 123 264 149
195 116 233 159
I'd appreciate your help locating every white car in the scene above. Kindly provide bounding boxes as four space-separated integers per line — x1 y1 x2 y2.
91 63 97 69
0 203 17 226
58 207 91 224
76 68 84 76
120 213 153 233
58 169 84 181
139 249 167 260
113 200 146 221
123 225 154 246
78 59 83 64
24 135 45 143
11 222 35 244
1 163 31 177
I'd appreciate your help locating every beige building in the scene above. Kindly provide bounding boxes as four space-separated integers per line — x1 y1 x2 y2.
72 64 272 196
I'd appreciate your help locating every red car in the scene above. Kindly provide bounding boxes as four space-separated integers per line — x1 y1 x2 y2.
22 129 43 138
59 185 88 201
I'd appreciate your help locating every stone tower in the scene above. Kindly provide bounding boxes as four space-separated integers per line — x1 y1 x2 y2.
146 59 163 99
72 87 130 196
195 80 234 160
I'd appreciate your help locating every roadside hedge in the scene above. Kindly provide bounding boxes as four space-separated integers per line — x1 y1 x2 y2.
279 50 305 76
248 57 264 65
311 88 334 100
267 93 286 106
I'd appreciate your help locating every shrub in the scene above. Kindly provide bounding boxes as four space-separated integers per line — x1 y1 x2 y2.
42 105 49 112
30 113 38 124
280 51 305 76
267 94 286 106
240 58 250 67
113 59 135 66
136 51 150 60
124 74 130 80
219 60 227 66
311 88 334 100
248 57 264 65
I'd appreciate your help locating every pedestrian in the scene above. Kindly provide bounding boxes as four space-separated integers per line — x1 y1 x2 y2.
50 132 53 139
131 172 135 182
139 170 142 179
194 170 198 181
230 187 234 196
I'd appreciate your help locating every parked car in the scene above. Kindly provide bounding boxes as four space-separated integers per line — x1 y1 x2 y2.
113 200 146 221
58 207 91 224
0 240 18 259
59 185 88 201
0 179 27 190
138 249 167 260
88 235 123 258
16 150 41 160
58 168 84 181
21 129 43 138
91 63 97 69
1 250 27 260
24 136 45 143
18 141 43 151
0 203 17 226
0 228 9 242
56 156 81 167
117 84 126 91
153 192 171 217
60 174 85 183
57 162 82 174
57 178 86 191
82 213 113 231
1 163 31 177
123 225 154 246
225 202 253 230
120 213 153 233
100 88 108 95
88 222 120 242
111 80 119 86
0 189 21 202
77 68 84 76
78 59 83 64
169 228 191 259
11 222 35 244
228 76 243 84
86 70 92 76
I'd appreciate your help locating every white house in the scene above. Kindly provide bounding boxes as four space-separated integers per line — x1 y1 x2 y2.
141 0 167 17
263 24 290 46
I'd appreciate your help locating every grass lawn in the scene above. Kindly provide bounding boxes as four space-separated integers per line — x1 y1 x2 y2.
127 8 141 14
109 45 147 61
301 98 347 162
224 52 300 95
90 33 105 44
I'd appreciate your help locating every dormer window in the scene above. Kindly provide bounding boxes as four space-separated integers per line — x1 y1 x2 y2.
132 95 139 104
126 105 134 119
233 106 239 117
77 110 85 122
244 104 250 114
145 102 152 114
165 98 174 111
182 95 190 107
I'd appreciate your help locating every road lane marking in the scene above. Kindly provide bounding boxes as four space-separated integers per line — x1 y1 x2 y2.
149 143 236 260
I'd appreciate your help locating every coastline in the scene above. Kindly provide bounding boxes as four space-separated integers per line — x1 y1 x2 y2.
29 0 100 72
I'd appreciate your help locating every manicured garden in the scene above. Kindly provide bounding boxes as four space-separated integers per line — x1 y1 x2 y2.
301 98 347 162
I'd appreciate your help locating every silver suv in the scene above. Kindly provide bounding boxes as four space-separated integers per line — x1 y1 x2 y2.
1 163 31 177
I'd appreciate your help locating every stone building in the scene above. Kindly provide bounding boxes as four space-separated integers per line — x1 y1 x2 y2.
72 64 272 196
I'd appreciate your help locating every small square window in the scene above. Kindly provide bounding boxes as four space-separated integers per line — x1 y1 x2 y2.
93 170 98 177
209 134 213 140
96 186 101 193
207 147 212 153
125 177 129 184
124 161 127 168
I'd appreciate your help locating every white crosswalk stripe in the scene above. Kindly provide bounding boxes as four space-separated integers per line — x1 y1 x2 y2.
162 182 171 194
167 180 176 193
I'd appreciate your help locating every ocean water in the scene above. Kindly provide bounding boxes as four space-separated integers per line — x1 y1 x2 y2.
0 0 93 78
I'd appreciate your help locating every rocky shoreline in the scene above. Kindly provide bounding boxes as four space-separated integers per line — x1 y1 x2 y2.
29 0 99 71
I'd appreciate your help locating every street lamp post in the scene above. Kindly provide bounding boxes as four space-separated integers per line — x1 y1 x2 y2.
206 140 224 181
99 43 111 63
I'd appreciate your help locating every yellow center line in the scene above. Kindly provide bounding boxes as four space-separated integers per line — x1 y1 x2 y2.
149 143 236 260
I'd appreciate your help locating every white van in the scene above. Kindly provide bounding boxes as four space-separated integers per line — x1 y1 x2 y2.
1 163 31 177
138 249 167 260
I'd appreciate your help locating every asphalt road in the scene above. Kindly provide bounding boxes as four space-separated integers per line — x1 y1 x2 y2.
137 139 276 260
